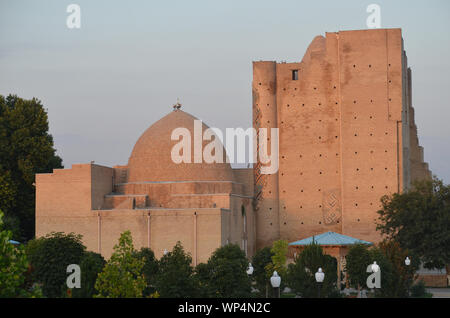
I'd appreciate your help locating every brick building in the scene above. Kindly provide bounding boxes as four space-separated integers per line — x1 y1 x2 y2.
36 28 431 263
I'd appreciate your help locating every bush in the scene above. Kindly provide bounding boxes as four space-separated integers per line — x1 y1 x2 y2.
0 210 42 297
410 280 432 298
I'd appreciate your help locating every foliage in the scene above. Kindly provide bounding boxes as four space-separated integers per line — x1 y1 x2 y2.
345 244 371 290
0 210 42 297
286 243 338 298
367 246 395 298
25 232 85 297
377 177 450 269
251 247 274 297
72 251 105 298
134 248 158 296
377 240 417 297
345 242 413 298
410 280 432 298
194 262 215 297
154 241 198 298
268 240 288 273
95 231 146 298
195 244 252 298
264 240 288 291
0 94 63 241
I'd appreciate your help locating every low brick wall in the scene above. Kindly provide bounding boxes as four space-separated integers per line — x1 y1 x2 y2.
416 274 448 287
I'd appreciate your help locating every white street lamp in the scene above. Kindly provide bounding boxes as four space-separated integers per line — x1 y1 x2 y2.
270 271 281 298
405 257 411 266
247 263 254 275
315 268 325 283
405 256 411 297
371 261 380 273
315 268 325 298
163 248 168 255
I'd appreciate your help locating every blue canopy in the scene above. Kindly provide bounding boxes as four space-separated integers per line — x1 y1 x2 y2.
9 240 20 245
289 231 373 246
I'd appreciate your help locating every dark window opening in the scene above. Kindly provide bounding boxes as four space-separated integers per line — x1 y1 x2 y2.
292 69 299 80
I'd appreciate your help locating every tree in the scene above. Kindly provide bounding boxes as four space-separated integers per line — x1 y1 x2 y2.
134 248 158 297
72 251 105 298
0 210 41 297
345 244 371 292
368 246 395 298
25 232 85 297
194 262 215 297
95 231 146 298
346 243 402 298
377 240 417 297
0 94 63 241
287 243 338 298
195 244 252 298
154 241 198 298
251 247 274 297
264 240 288 292
377 177 450 269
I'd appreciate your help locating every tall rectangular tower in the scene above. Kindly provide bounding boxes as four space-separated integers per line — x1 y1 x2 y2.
252 29 431 249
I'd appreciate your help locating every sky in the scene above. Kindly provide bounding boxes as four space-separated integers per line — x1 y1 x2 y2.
0 0 449 182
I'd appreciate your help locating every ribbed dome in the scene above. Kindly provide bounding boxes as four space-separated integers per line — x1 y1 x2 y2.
127 110 233 182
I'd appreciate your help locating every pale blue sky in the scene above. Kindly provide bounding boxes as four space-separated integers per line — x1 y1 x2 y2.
1 0 449 182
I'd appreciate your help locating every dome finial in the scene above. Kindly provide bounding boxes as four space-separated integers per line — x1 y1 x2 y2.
172 98 182 111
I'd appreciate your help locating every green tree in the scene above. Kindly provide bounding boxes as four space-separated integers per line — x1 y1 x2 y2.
265 240 288 286
377 240 417 297
195 244 252 298
134 248 158 297
259 240 289 297
0 94 63 241
25 232 85 297
154 241 198 298
287 243 338 298
368 246 395 298
377 177 450 269
194 262 215 297
95 231 146 298
251 247 274 297
72 251 105 298
345 244 371 292
0 210 41 297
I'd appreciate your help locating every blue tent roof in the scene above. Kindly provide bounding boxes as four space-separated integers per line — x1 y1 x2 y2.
289 231 373 246
9 240 20 245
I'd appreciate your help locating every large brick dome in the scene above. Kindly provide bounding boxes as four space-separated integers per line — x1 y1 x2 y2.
127 109 233 182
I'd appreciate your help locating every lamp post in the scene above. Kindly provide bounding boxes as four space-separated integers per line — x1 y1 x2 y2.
163 248 168 255
270 271 281 298
247 263 254 275
405 257 411 297
315 268 325 298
